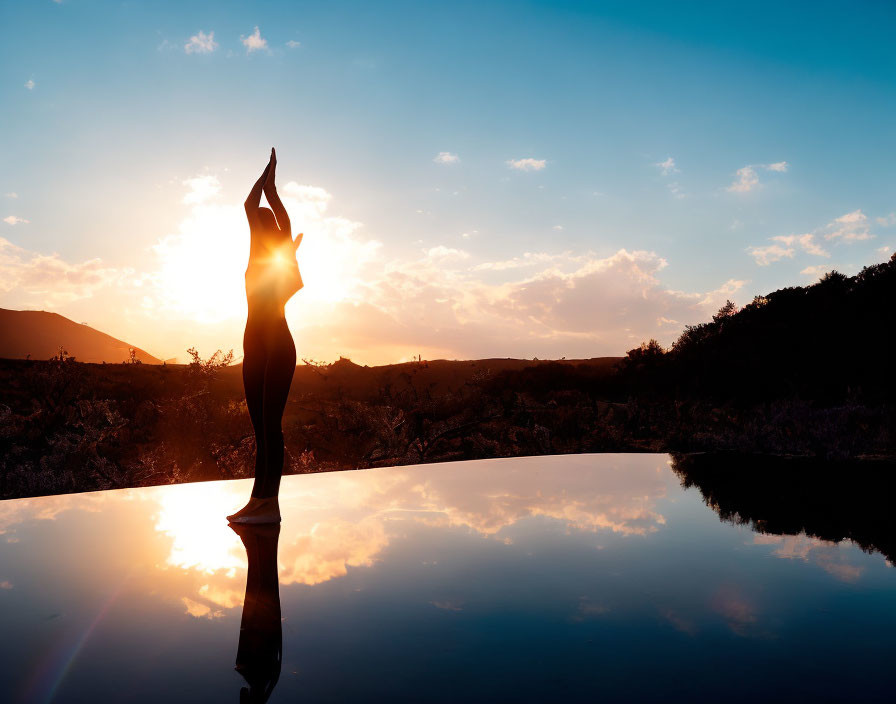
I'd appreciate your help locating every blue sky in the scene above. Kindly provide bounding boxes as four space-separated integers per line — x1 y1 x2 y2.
2 1 894 362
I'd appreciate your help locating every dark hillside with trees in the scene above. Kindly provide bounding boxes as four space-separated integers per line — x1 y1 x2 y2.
623 254 896 403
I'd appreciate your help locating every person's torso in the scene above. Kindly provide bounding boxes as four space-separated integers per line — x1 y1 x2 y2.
245 232 303 314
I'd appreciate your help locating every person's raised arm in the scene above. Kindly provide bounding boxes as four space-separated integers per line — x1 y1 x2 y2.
245 157 272 229
263 148 291 235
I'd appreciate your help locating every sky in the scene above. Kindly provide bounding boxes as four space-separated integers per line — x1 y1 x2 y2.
2 0 895 364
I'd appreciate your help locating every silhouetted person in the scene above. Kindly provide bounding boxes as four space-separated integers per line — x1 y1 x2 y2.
228 148 303 524
231 522 283 703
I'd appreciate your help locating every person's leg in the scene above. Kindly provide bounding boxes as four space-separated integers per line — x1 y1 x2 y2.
232 523 282 699
242 326 269 496
254 321 296 499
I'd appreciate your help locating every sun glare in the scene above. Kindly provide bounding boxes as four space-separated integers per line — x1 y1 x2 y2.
153 203 248 324
152 184 380 326
153 482 246 575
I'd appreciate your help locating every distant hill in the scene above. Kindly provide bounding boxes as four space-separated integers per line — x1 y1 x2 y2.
0 308 161 364
257 355 621 399
209 354 623 403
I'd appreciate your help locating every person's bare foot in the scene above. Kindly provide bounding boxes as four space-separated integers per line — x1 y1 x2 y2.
227 496 281 524
227 496 262 521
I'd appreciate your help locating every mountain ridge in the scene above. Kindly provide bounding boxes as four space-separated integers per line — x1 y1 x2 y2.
0 308 162 364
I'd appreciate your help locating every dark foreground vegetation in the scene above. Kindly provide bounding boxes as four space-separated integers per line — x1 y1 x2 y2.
1 255 893 499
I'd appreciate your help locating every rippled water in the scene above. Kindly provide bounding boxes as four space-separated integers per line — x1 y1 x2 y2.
0 454 893 703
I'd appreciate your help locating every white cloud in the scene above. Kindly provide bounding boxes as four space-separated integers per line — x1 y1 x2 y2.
877 244 893 256
771 233 829 257
749 210 874 267
0 237 123 306
433 152 460 164
280 182 333 222
181 597 221 620
296 247 745 361
655 157 679 175
727 166 759 193
472 251 574 272
4 193 17 199
241 26 268 53
552 225 564 231
727 162 788 192
748 243 794 266
185 30 217 54
3 216 29 225
800 264 830 279
24 79 35 91
286 40 301 49
507 158 546 172
824 209 873 241
752 534 865 582
875 213 896 227
181 174 221 205
424 246 469 261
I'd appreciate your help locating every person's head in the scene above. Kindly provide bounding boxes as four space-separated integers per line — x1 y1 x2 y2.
257 207 278 231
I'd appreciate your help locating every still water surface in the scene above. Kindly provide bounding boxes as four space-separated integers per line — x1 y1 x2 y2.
0 454 893 703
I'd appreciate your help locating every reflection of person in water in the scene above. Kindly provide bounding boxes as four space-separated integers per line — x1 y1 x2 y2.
231 522 283 703
228 148 303 524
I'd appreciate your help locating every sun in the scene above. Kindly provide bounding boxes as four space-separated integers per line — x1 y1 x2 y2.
150 178 380 329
